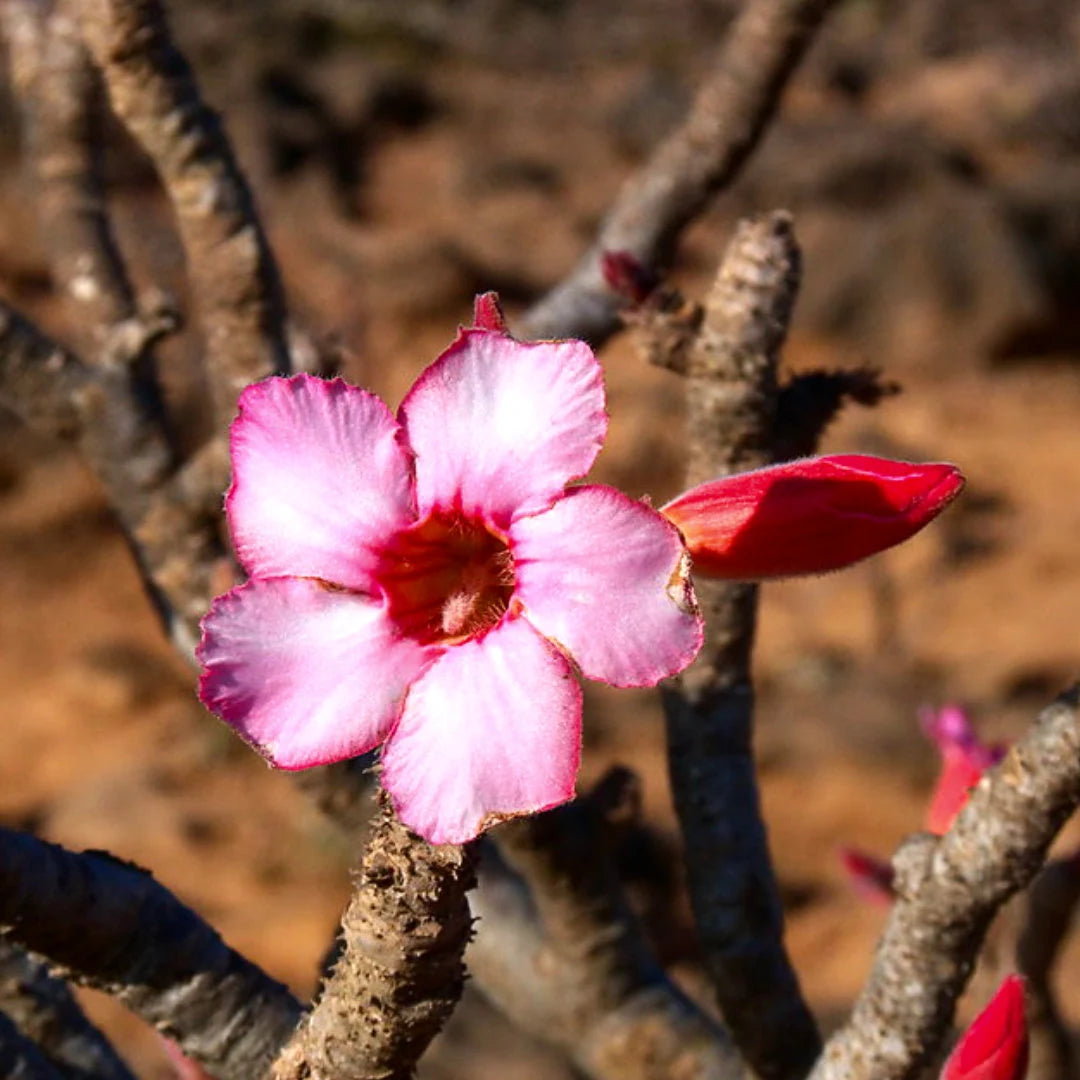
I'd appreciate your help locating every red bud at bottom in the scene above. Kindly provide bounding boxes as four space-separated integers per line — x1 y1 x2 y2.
941 976 1028 1080
662 454 964 580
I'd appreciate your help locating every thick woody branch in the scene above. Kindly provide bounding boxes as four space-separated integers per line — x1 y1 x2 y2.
469 771 743 1080
0 827 302 1080
272 798 475 1080
811 685 1080 1080
74 0 291 424
658 213 820 1080
520 0 837 344
0 1008 67 1080
0 940 135 1080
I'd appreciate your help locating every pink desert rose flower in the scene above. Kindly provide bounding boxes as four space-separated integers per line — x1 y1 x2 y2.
198 301 964 844
941 976 1029 1080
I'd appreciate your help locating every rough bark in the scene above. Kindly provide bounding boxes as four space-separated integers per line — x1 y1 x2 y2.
0 827 302 1080
811 685 1080 1080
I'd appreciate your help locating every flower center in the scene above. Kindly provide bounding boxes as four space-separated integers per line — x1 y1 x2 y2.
378 512 516 645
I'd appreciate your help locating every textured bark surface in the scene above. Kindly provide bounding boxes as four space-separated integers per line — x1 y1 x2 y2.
811 685 1080 1080
0 941 135 1080
0 828 302 1080
272 800 475 1080
469 772 742 1080
75 0 291 425
659 213 821 1080
520 0 837 345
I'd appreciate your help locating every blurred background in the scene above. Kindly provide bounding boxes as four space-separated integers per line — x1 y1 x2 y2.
1 0 1079 1074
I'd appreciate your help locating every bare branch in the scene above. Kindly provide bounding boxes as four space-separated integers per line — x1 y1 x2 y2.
658 213 820 1080
520 0 837 345
0 941 135 1080
0 297 220 653
469 771 743 1080
0 1008 68 1080
0 827 302 1080
272 797 475 1080
812 684 1080 1080
74 0 291 424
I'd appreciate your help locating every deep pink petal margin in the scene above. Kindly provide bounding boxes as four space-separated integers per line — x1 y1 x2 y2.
398 328 606 530
227 375 416 590
511 484 702 687
198 576 437 768
380 615 582 844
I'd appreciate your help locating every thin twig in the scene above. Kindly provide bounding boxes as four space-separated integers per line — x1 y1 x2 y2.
811 684 1080 1080
0 827 302 1080
520 0 837 345
657 212 821 1080
74 0 291 425
272 797 475 1080
469 770 743 1080
0 940 135 1080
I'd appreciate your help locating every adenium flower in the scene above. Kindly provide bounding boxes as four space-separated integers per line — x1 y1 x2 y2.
940 975 1029 1080
922 706 1006 835
198 296 963 844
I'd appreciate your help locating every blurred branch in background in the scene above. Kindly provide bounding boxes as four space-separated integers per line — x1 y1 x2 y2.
0 941 136 1080
471 769 742 1080
0 827 302 1080
812 684 1080 1080
521 0 839 345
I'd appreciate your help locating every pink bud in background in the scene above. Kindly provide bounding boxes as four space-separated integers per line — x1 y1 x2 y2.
921 706 1006 835
661 455 964 580
940 976 1029 1080
600 249 659 307
838 845 895 905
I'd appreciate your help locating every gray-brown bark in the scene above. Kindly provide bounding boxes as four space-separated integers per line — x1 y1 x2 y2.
0 827 302 1080
0 942 134 1080
74 0 291 426
272 799 475 1080
469 771 742 1080
657 213 820 1080
520 0 838 345
811 684 1080 1080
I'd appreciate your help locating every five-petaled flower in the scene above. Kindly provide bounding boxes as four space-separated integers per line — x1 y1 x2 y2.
198 300 964 844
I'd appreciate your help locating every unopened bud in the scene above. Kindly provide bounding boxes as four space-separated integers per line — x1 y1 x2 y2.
662 455 964 580
941 976 1028 1080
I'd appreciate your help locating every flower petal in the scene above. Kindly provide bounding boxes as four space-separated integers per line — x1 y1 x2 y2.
228 375 416 589
941 975 1028 1080
512 485 702 687
198 577 436 768
381 615 582 844
662 455 965 580
398 328 606 529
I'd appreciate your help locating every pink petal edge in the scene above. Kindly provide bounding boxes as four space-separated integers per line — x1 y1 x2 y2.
512 484 702 687
227 375 417 590
398 328 607 530
198 577 438 769
380 614 582 844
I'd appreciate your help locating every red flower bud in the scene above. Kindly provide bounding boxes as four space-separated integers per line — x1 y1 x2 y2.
600 250 659 307
941 976 1028 1080
472 291 509 333
838 845 895 905
661 455 964 580
921 707 1005 835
